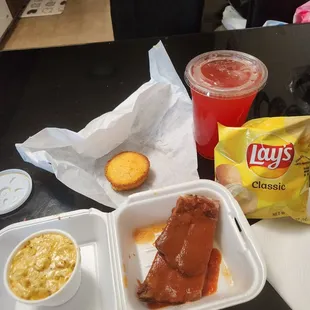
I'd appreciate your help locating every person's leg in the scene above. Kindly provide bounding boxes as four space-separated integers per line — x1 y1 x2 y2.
110 0 136 40
201 0 227 32
230 0 250 19
110 0 204 40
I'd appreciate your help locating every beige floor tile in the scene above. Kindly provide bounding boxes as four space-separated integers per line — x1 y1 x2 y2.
53 16 82 37
81 12 112 36
3 0 114 50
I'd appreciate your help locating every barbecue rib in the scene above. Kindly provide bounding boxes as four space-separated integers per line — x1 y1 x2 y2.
156 195 219 276
137 195 220 304
137 252 205 303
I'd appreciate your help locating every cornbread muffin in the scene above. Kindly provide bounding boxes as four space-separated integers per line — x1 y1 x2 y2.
105 151 150 191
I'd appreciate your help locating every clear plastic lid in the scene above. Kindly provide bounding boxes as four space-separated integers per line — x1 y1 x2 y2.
184 50 268 99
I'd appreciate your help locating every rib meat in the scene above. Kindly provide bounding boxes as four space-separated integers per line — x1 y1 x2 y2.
137 252 205 303
155 195 219 276
137 195 220 304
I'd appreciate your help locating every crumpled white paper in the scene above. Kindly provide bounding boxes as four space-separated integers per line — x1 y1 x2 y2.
16 41 199 208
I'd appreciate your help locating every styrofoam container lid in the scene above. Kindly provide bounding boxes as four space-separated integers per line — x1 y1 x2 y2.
0 169 32 215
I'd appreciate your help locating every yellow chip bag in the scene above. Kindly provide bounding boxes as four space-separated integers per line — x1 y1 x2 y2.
214 116 310 223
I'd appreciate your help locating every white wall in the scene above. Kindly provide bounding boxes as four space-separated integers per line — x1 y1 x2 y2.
0 0 13 39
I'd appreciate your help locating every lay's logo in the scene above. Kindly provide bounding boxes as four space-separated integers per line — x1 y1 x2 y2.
247 141 294 178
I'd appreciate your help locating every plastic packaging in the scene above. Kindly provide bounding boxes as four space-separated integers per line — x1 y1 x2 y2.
294 1 310 24
0 180 266 310
222 5 247 30
215 116 310 224
262 20 287 27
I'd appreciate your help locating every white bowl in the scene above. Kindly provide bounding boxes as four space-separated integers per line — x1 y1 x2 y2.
3 229 81 307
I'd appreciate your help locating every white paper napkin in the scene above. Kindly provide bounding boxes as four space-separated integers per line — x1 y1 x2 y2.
252 218 310 310
15 41 199 209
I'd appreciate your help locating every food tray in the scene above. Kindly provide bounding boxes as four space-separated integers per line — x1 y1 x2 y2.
0 209 118 310
0 180 266 310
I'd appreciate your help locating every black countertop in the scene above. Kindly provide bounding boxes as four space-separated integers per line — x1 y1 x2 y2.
2 24 308 309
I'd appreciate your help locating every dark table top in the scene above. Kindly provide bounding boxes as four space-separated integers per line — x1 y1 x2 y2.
2 23 309 309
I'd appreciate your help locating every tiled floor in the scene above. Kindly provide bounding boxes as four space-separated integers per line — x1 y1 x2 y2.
3 0 114 50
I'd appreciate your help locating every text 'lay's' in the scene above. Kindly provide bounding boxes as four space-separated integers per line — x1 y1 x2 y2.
215 116 310 224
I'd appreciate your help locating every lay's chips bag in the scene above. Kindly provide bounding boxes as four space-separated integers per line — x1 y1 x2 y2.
214 116 310 224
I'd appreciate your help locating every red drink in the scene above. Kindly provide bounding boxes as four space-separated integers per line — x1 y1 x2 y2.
185 51 268 159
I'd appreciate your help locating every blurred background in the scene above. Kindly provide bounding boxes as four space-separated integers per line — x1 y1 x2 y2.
0 0 308 50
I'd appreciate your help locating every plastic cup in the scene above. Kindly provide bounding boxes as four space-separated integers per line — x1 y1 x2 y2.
185 50 268 159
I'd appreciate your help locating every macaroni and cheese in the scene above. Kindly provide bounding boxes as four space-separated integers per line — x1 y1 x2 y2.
8 233 77 300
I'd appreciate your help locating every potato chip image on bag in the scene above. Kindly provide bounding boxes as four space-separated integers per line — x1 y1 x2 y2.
214 116 310 224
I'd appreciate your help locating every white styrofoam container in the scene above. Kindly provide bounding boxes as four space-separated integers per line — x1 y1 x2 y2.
0 210 118 310
0 180 266 310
